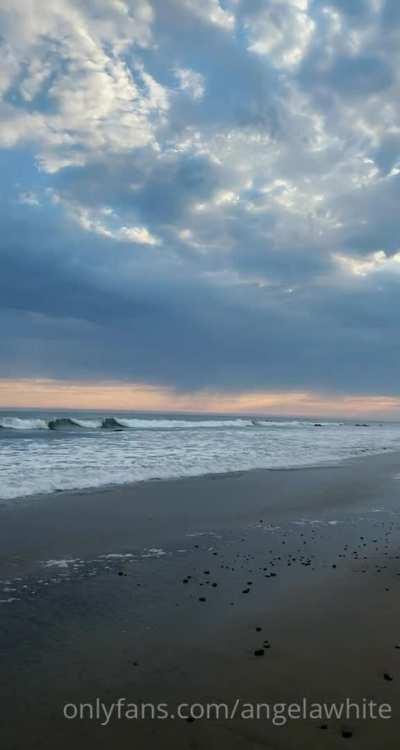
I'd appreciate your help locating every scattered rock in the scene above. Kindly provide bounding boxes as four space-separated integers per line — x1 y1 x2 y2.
341 728 353 738
254 649 264 657
383 673 393 681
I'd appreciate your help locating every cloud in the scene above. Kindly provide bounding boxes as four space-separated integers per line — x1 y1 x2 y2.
174 67 205 100
0 0 167 170
178 0 235 30
242 0 315 68
1 0 400 403
72 205 162 246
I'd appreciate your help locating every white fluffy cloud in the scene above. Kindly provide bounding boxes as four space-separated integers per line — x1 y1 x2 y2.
179 0 235 30
174 67 205 100
55 198 162 246
243 0 315 68
0 0 167 170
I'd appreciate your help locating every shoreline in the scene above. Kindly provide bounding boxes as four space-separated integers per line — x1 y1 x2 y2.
1 443 398 507
1 449 399 575
2 450 400 748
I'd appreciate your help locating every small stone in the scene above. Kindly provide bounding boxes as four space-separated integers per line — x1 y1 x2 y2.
198 597 206 602
242 588 250 594
383 672 393 681
341 728 353 738
254 649 264 657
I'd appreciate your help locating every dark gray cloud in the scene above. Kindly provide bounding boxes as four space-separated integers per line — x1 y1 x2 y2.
1 0 400 396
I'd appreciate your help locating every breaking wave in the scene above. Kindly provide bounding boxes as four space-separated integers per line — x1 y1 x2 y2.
48 417 102 430
0 415 255 431
0 417 49 430
0 415 358 432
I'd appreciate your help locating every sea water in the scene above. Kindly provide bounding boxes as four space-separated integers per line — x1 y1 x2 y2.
0 410 399 500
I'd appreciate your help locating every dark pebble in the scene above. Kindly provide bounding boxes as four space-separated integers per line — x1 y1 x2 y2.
254 649 264 657
383 673 393 681
341 729 353 738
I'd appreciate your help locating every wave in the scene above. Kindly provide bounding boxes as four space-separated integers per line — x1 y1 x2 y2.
113 417 254 429
0 415 355 432
0 415 254 431
0 417 49 430
101 417 128 430
48 417 102 430
253 419 345 428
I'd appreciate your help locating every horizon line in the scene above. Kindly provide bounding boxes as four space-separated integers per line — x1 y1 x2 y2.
0 378 400 420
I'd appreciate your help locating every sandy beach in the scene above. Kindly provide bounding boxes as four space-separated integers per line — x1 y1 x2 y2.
2 451 400 748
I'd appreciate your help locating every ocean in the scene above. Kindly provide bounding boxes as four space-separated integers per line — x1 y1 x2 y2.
1 410 400 501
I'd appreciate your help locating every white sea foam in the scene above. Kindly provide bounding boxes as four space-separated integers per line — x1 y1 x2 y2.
141 548 166 558
42 558 79 568
0 416 48 430
102 553 134 559
117 417 253 429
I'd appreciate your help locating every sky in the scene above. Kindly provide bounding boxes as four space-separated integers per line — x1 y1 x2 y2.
1 0 400 416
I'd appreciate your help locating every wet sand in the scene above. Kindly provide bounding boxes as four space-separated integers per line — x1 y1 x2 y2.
2 451 400 748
